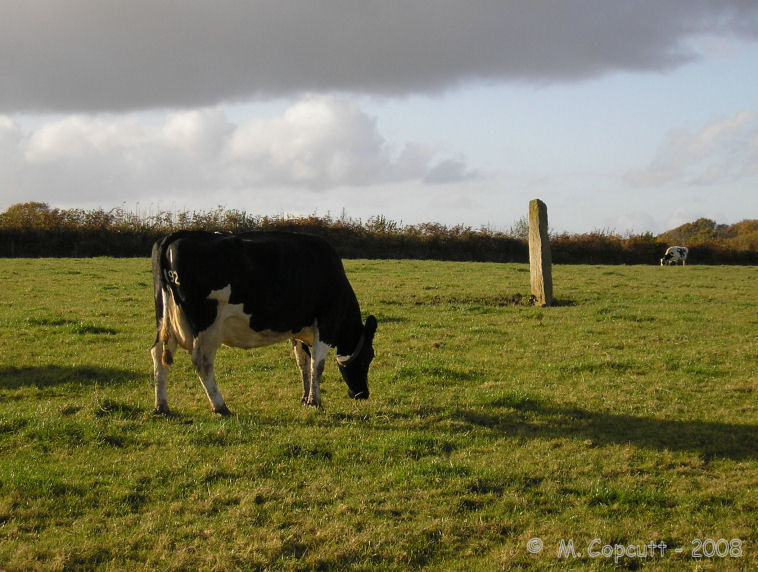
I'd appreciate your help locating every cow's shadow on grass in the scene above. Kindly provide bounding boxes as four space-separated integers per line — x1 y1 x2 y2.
0 365 138 390
451 394 758 461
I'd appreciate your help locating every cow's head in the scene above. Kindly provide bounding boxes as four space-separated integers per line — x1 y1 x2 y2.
337 315 377 400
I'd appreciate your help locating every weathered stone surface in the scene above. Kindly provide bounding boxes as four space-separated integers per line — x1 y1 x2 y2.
529 199 553 307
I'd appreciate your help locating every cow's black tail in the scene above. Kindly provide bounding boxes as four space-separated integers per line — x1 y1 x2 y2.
152 233 186 366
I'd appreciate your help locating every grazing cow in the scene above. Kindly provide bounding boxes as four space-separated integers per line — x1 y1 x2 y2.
150 230 377 415
660 246 689 266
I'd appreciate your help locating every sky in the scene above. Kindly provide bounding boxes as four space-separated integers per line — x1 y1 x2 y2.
1 1 757 234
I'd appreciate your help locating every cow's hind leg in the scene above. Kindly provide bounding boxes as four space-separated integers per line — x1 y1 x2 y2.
291 340 312 404
150 337 176 414
191 341 231 416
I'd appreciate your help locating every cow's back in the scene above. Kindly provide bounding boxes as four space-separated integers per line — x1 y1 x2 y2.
233 232 356 335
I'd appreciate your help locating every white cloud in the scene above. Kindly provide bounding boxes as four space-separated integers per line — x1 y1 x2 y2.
624 110 758 188
0 116 22 146
1 1 757 113
0 96 475 207
226 95 478 189
24 116 149 162
227 96 398 188
423 157 479 185
161 109 234 158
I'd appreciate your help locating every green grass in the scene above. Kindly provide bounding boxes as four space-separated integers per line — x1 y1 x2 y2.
0 258 756 570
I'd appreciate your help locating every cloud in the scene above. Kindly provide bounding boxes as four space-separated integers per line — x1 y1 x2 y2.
423 157 479 185
0 96 474 206
624 110 758 188
228 96 402 188
1 1 757 113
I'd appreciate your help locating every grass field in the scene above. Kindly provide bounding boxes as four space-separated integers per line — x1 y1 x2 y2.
0 258 756 570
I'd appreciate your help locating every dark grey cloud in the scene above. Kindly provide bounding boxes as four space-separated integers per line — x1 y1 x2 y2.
1 0 757 113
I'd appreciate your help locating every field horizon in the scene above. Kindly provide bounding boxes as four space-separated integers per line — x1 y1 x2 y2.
1 258 756 570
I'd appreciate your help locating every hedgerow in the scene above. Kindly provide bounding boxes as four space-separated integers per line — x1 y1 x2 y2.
1 203 756 264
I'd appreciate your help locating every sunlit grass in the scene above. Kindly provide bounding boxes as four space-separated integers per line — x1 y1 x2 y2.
0 258 756 570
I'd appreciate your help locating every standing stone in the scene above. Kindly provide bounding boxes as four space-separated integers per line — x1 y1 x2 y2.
529 199 553 307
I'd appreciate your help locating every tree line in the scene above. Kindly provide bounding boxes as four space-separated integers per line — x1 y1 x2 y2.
1 202 756 264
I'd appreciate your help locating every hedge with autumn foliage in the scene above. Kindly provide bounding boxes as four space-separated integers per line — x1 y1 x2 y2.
1 202 756 264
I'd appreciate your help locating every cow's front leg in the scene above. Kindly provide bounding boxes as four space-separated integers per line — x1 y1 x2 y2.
150 337 175 414
291 340 313 404
305 339 330 408
191 341 231 416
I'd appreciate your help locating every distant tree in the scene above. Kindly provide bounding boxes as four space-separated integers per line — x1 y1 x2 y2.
725 219 758 250
727 219 758 236
0 202 57 229
659 218 716 244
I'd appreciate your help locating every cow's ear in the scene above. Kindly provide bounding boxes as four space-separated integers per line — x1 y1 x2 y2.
364 315 377 340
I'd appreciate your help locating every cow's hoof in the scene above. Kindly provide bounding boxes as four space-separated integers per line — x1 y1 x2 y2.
214 405 233 417
154 404 171 415
303 399 322 409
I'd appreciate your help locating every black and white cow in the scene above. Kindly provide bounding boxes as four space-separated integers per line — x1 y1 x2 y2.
150 230 377 415
660 246 689 266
